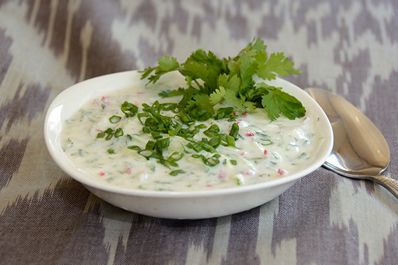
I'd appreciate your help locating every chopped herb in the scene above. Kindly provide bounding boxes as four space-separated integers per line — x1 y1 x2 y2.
96 131 106 138
141 38 304 120
229 123 239 140
224 135 236 147
170 169 185 176
97 38 304 171
107 148 115 154
121 101 138 117
105 130 114 140
214 107 235 120
159 88 186 98
192 153 221 166
235 177 242 186
204 124 220 137
109 115 121 123
98 128 116 140
114 128 124 138
260 139 273 146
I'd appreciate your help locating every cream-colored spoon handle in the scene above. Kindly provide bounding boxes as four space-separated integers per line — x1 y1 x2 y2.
372 175 398 198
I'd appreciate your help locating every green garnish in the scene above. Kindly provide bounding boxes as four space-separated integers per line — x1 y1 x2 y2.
114 128 124 138
128 138 183 168
141 38 304 121
214 107 235 120
192 153 221 167
204 124 220 137
159 88 186 98
96 128 116 140
229 123 239 140
169 169 185 176
96 131 105 139
107 148 115 154
121 101 138 117
109 115 121 123
97 38 304 172
97 127 123 140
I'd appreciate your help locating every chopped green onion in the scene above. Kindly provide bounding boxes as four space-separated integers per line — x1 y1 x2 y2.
225 135 236 146
107 148 115 154
127 145 141 151
121 101 138 117
109 115 122 123
208 136 221 148
214 107 235 120
229 123 239 140
169 169 185 176
204 124 220 137
96 131 105 138
114 128 124 138
168 152 184 161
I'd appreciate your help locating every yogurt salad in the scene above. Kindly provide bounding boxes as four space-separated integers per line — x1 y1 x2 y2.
61 39 324 192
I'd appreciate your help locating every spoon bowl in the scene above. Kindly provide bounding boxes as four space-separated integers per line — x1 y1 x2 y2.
307 88 398 197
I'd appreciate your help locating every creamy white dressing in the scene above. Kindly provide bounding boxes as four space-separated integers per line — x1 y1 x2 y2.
61 83 323 191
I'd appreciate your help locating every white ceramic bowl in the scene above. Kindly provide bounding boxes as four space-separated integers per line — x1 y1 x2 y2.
44 71 333 219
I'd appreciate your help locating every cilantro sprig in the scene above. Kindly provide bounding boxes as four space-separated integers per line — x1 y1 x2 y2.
141 38 305 120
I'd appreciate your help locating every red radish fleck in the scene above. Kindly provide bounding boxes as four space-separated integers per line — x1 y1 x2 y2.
263 149 268 155
125 168 132 174
98 170 106 176
244 169 255 176
277 169 286 176
206 184 213 188
245 131 255 137
218 171 227 180
240 151 248 156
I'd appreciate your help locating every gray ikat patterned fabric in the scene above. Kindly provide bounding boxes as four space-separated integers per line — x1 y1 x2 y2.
0 0 397 264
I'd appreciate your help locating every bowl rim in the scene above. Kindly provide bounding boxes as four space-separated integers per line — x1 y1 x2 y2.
44 70 333 198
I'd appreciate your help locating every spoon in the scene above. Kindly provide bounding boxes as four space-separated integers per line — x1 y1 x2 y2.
306 88 398 198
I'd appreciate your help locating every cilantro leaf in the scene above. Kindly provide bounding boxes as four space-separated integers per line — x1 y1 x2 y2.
257 52 300 80
186 94 214 121
261 85 306 120
209 87 225 105
141 56 180 84
214 74 246 110
236 52 257 90
159 88 186 98
140 38 303 121
238 38 267 56
224 88 245 111
180 50 225 93
159 56 179 71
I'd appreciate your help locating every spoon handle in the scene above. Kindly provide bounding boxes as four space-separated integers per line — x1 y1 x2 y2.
372 175 398 198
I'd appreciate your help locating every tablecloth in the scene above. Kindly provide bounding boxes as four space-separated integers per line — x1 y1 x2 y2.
0 0 397 264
